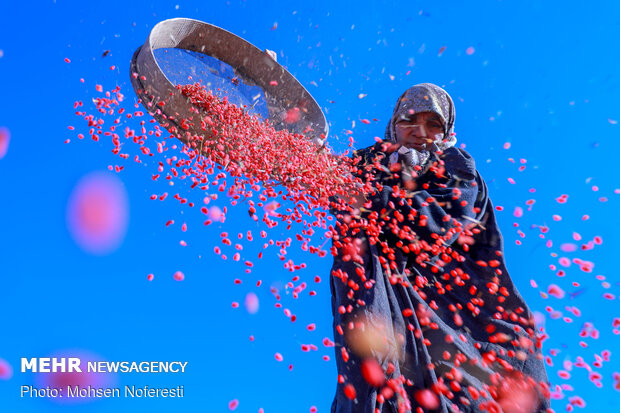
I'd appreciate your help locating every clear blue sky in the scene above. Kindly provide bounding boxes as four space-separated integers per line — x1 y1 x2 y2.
1 1 619 412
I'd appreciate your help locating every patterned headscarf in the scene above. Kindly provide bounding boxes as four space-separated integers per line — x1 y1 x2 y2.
384 83 457 151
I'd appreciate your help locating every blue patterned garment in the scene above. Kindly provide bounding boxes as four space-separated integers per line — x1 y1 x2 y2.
329 84 550 413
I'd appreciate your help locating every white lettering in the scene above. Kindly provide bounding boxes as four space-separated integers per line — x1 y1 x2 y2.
51 358 65 372
179 361 188 372
21 358 37 373
107 361 121 373
68 357 82 372
20 385 61 398
39 358 50 373
22 358 189 374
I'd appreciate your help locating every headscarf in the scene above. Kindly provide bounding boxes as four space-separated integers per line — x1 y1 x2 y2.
384 83 457 151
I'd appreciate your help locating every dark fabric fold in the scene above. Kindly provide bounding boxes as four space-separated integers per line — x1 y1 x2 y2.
329 143 550 413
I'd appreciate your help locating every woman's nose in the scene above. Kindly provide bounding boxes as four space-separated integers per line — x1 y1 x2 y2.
410 125 427 137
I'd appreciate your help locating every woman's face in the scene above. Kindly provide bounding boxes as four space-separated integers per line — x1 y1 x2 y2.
394 111 444 152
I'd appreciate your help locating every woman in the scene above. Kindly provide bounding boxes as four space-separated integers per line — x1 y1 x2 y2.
328 83 550 413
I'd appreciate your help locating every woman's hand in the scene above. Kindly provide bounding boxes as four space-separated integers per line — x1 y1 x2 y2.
264 49 277 62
